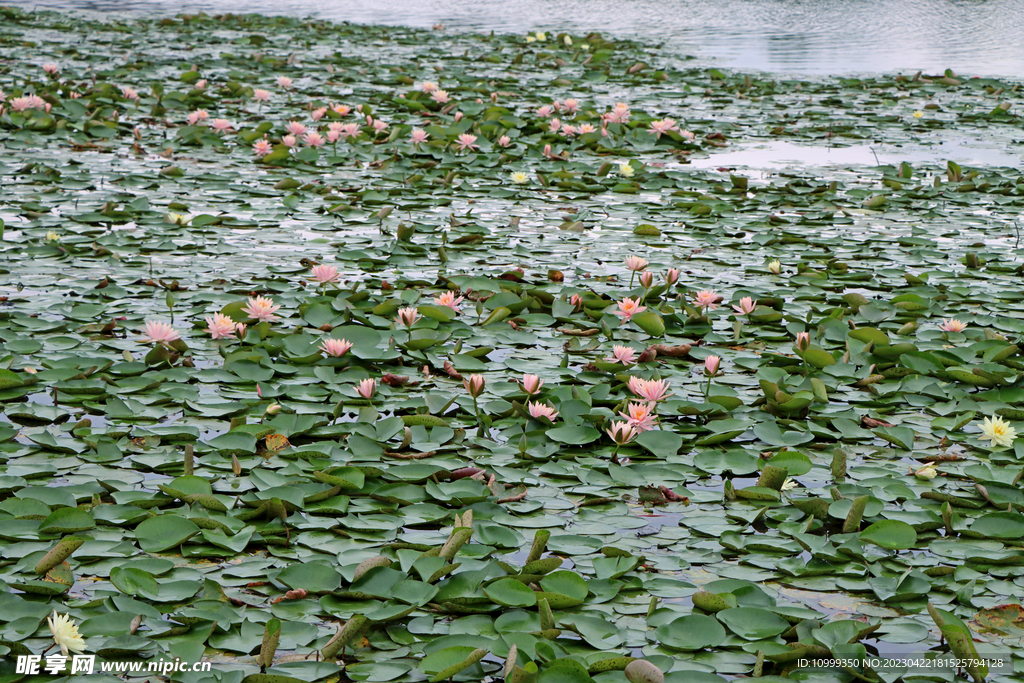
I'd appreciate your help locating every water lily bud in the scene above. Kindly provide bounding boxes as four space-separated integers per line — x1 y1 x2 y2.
704 355 721 376
796 332 811 351
912 464 938 480
265 403 282 415
463 374 486 398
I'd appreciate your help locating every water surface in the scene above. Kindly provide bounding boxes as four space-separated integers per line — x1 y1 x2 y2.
7 0 1024 77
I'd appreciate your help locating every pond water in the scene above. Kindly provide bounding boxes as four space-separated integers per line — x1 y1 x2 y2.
7 0 1024 78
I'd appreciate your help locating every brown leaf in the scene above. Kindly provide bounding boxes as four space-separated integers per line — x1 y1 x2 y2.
861 416 893 428
637 347 658 363
443 360 463 380
381 373 410 387
497 487 528 504
265 434 291 452
659 486 689 503
448 467 484 481
650 344 691 357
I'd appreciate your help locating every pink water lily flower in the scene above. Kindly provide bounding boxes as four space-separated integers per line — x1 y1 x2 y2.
610 345 637 365
606 420 637 445
356 378 377 400
455 133 479 152
625 255 648 272
275 76 293 89
253 137 273 157
282 134 297 148
431 89 450 104
253 88 271 102
693 289 719 311
606 102 631 124
326 129 341 143
140 321 180 345
395 307 421 328
498 135 511 148
704 355 721 376
648 118 679 138
520 374 543 395
939 318 967 332
121 86 139 101
285 121 307 136
614 297 647 322
331 103 351 116
537 105 554 117
43 63 60 75
11 95 45 112
434 291 464 312
195 79 208 90
311 107 327 121
209 118 232 132
410 128 429 146
243 296 282 323
548 118 562 133
620 402 657 433
186 109 209 125
561 124 578 137
311 264 340 284
420 81 439 92
733 297 757 315
628 377 671 402
320 338 353 357
340 123 360 140
372 119 389 134
204 314 236 340
303 131 325 147
528 401 559 422
577 123 596 134
562 98 580 113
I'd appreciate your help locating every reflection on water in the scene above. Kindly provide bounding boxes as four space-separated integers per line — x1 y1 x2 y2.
688 138 1024 172
5 0 1024 77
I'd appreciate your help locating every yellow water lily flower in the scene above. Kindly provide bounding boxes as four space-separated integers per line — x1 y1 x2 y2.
47 611 86 657
979 415 1016 448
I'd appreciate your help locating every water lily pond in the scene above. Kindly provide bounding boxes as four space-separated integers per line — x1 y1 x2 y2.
3 7 1024 683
